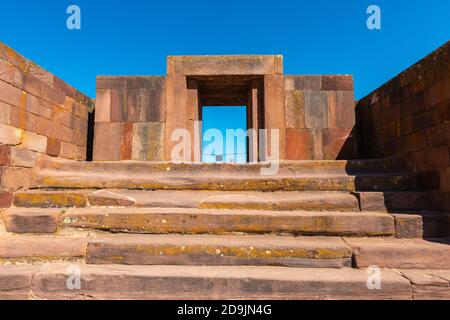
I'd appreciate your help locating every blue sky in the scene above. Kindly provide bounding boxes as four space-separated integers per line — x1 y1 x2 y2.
202 106 247 163
0 0 448 100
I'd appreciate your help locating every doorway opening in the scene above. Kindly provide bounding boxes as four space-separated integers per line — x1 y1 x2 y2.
201 106 247 164
188 75 265 163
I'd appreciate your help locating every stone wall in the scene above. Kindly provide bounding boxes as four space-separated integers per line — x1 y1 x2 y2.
284 75 356 160
94 76 166 161
356 41 450 211
0 41 93 192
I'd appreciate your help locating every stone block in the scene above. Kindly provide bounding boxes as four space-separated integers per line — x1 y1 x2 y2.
392 213 424 238
132 122 165 161
121 123 133 160
0 145 11 165
95 89 111 122
41 84 65 106
0 191 13 208
285 129 314 160
60 142 78 160
328 91 355 129
25 94 52 119
413 146 449 171
425 122 450 147
264 75 285 159
93 122 122 161
322 128 355 160
284 75 321 91
109 88 126 122
125 77 166 122
0 122 22 145
168 55 281 76
285 90 305 129
2 209 61 233
20 131 47 153
51 106 75 128
0 166 33 191
0 79 23 107
321 75 353 91
46 138 61 157
304 91 328 129
164 75 187 161
10 147 36 167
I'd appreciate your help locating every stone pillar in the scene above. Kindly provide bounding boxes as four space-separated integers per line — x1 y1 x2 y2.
264 75 286 160
165 75 188 161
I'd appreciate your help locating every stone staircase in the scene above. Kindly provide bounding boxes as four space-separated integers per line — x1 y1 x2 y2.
1 157 449 300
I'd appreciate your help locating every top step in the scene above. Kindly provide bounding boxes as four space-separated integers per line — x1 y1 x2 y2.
32 157 411 192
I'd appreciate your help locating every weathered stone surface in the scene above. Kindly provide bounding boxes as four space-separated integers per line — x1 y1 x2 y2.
94 89 111 122
13 191 87 208
394 210 449 239
34 158 412 192
399 270 450 300
304 91 328 129
164 75 186 161
168 55 282 76
284 75 321 91
285 90 305 129
20 131 47 153
0 265 39 300
199 191 359 212
87 234 352 268
321 75 353 91
9 147 36 167
0 191 13 208
0 166 33 191
2 208 62 233
322 128 355 160
0 122 22 145
355 191 434 212
93 122 122 161
87 190 135 207
132 122 165 161
285 129 314 160
264 75 285 160
0 235 88 262
46 137 61 157
30 264 412 300
120 122 133 160
347 237 450 269
392 213 424 238
60 208 395 236
328 91 355 129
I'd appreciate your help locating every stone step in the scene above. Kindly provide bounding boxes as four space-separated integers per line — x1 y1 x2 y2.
1 208 395 236
346 237 450 269
355 191 436 212
86 234 352 268
0 264 414 300
33 158 411 192
37 157 405 175
63 208 394 236
34 171 412 192
12 190 360 212
0 235 88 264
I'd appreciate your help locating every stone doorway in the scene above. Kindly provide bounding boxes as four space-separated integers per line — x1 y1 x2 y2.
189 75 265 163
201 106 248 164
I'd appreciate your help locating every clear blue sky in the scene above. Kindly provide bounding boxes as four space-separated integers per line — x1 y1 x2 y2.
0 0 448 100
202 106 247 163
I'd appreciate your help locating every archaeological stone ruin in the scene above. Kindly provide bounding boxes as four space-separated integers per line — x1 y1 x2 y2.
0 40 449 299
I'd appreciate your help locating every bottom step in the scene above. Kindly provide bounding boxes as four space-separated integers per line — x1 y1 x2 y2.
86 234 352 268
0 264 416 300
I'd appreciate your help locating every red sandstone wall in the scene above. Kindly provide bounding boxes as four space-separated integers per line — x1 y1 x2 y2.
284 75 356 160
0 41 93 191
94 76 166 161
356 41 450 211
